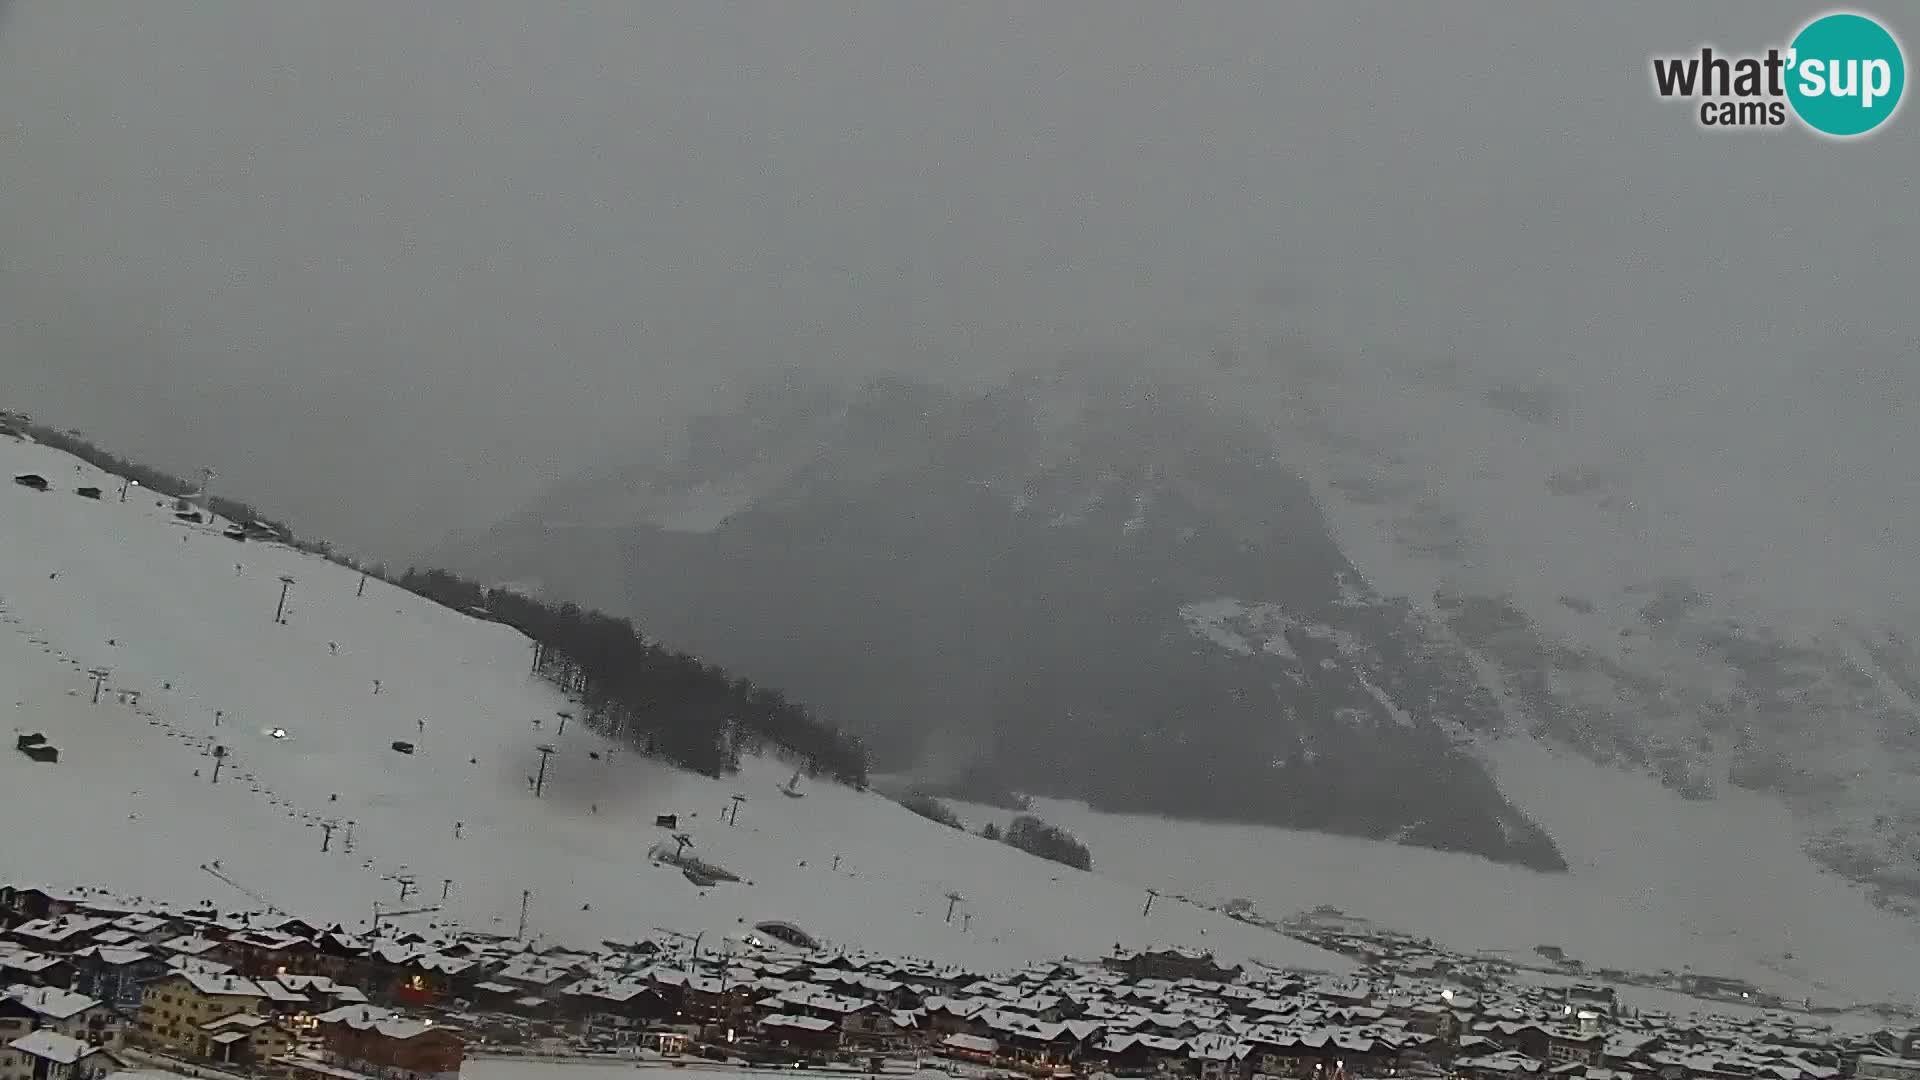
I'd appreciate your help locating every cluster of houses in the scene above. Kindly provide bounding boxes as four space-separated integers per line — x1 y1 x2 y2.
0 884 466 1079
1 882 1917 1080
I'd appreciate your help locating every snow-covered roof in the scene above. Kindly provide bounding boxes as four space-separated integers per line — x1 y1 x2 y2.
11 916 109 943
170 970 268 998
7 983 102 1019
73 945 154 967
203 1011 272 1031
158 934 221 957
9 1029 98 1064
765 1013 836 1032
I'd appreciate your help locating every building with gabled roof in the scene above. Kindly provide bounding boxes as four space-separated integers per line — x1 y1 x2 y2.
3 1028 121 1080
4 984 119 1049
135 971 267 1053
194 1009 295 1069
316 1006 464 1080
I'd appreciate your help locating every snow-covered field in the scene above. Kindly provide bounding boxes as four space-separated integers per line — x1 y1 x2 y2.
0 435 1344 975
949 739 1920 1009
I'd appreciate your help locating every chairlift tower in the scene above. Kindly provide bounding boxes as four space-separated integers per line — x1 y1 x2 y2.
274 575 296 624
533 744 557 797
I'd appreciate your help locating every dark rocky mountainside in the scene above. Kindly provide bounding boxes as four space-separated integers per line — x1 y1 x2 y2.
438 368 1564 871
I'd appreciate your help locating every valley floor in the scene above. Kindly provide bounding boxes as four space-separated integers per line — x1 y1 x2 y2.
945 743 1920 1009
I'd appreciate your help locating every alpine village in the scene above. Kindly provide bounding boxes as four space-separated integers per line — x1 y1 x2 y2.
0 883 1914 1080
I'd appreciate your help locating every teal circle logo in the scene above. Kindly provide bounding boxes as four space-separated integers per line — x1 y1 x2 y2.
1787 12 1906 137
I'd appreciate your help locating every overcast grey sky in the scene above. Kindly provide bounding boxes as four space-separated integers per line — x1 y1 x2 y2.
1 1 1915 566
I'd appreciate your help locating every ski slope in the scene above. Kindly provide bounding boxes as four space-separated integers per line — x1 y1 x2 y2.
0 435 1346 974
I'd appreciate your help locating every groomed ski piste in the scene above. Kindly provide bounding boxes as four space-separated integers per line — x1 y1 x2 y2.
0 433 1348 976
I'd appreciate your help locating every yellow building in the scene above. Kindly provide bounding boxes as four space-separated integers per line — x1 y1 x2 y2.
136 971 268 1051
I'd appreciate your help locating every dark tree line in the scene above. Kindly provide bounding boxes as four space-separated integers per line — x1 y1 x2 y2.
15 422 869 788
898 791 963 829
1002 814 1092 871
393 568 869 785
976 813 1093 870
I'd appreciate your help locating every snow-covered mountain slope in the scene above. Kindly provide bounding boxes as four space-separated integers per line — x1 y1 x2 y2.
1151 341 1920 914
947 730 1920 1008
438 372 1565 871
0 434 1347 975
443 360 1920 932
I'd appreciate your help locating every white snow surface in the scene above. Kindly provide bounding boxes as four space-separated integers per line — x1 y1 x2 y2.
0 437 1344 975
951 745 1920 1008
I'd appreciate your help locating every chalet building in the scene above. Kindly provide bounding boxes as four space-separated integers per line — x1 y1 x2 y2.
154 935 222 965
810 969 926 1011
316 1006 465 1080
136 972 267 1051
392 953 479 1006
675 973 753 1021
991 1019 1084 1066
465 981 526 1013
1549 1027 1608 1066
925 997 987 1037
3 987 117 1050
251 917 325 941
1094 1032 1190 1074
215 929 319 978
1103 948 1242 985
105 914 177 946
66 948 163 1011
0 996 41 1056
2 1029 122 1080
1405 1001 1462 1040
483 956 577 1005
1458 1050 1551 1080
940 1031 999 1064
193 1011 295 1069
269 975 369 1020
0 891 83 925
1190 1034 1255 1080
0 952 70 990
557 979 671 1031
8 919 108 956
1478 1021 1557 1061
305 932 373 986
763 1012 841 1056
872 1010 923 1052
